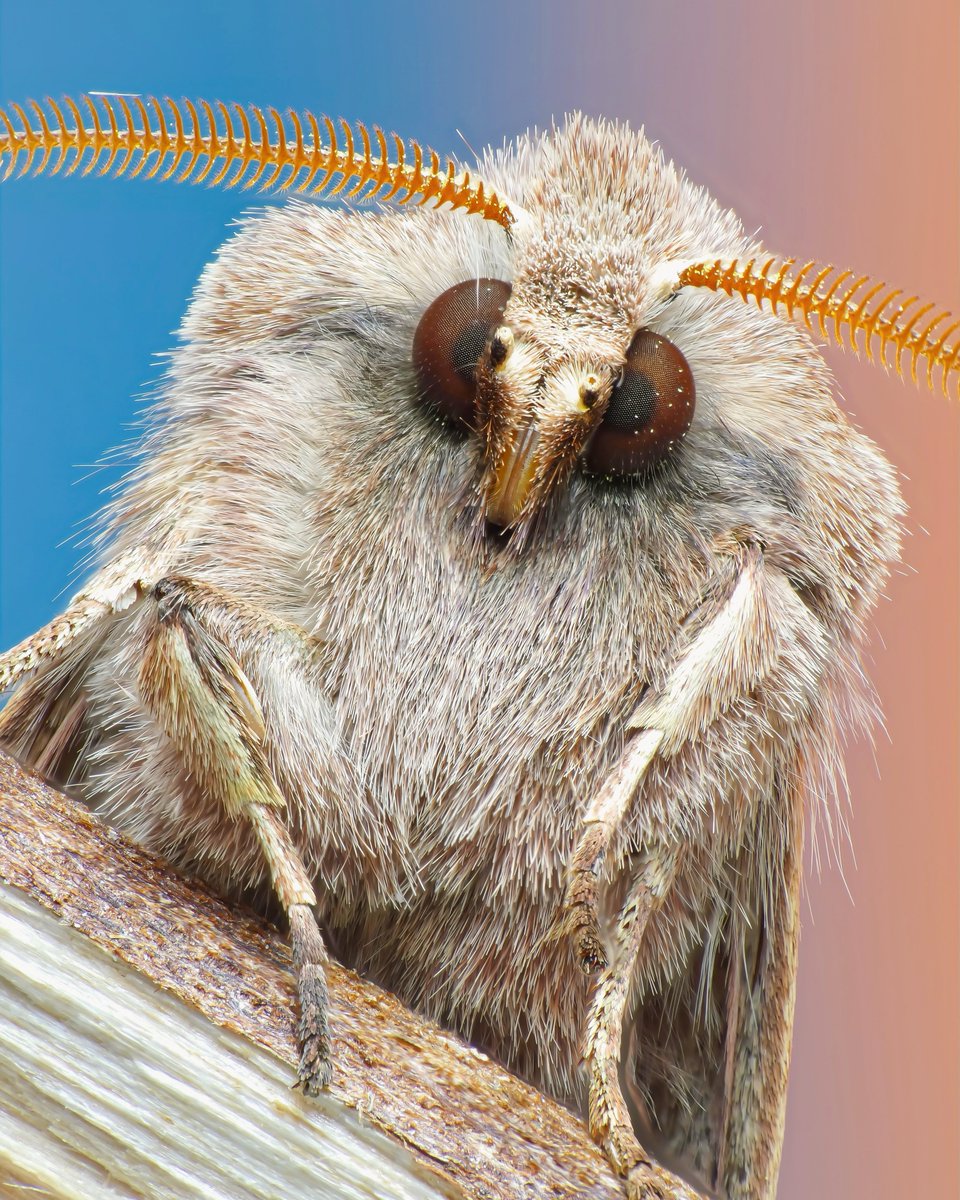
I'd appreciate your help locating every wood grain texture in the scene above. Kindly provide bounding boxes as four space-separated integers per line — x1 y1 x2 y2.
0 883 459 1200
0 751 707 1199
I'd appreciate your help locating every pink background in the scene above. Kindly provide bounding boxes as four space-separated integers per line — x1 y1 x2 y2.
567 8 959 1196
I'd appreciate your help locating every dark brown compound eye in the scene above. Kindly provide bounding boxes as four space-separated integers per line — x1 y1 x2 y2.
584 329 695 475
413 278 512 426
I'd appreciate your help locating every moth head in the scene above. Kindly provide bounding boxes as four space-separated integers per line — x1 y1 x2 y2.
2 95 956 541
412 117 721 532
414 273 705 533
400 110 957 536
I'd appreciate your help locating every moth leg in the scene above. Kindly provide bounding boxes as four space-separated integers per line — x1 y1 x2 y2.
0 598 107 695
583 851 691 1200
566 728 664 973
249 806 332 1093
0 550 178 782
0 545 171 696
138 576 332 1093
565 550 754 975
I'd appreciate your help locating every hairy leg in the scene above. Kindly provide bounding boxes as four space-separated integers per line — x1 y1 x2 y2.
566 728 664 973
581 852 700 1200
138 575 333 1092
0 546 171 694
568 545 819 1195
716 801 802 1199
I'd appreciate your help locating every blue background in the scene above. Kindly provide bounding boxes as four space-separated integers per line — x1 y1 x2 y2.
0 0 852 647
0 2 570 645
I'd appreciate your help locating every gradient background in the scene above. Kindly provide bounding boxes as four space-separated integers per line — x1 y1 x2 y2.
1 4 957 1196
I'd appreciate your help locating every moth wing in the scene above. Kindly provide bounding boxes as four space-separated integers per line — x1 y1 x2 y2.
627 771 803 1199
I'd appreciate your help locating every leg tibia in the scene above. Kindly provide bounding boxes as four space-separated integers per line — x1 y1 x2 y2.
139 576 334 1091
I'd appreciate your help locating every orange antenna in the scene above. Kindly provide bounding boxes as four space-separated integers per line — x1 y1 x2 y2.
0 93 515 228
680 257 960 398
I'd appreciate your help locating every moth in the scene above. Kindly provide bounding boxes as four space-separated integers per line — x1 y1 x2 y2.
0 95 956 1200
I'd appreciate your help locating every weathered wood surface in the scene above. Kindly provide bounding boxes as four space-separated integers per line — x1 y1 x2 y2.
1 881 457 1200
0 751 703 1199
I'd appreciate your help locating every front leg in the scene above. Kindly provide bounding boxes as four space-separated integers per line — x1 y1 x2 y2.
138 576 332 1093
566 728 664 973
583 851 701 1200
566 544 828 1197
565 548 765 981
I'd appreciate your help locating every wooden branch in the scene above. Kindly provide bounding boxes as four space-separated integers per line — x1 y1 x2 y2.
0 750 704 1200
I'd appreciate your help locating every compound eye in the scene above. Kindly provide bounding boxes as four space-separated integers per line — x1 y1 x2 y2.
413 278 512 426
584 329 695 475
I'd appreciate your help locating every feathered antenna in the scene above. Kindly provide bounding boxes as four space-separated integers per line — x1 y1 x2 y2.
680 257 960 398
0 93 515 228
